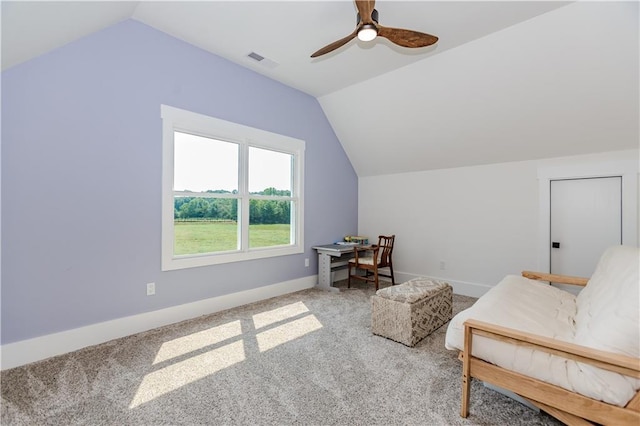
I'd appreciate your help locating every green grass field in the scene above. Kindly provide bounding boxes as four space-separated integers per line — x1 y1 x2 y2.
174 221 291 255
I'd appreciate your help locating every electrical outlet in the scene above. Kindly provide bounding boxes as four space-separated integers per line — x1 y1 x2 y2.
439 261 446 270
305 258 310 267
146 282 155 296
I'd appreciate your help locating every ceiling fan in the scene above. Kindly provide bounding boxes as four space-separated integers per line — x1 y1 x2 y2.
311 0 438 58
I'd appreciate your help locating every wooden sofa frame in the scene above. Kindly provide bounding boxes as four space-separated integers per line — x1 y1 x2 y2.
459 271 640 426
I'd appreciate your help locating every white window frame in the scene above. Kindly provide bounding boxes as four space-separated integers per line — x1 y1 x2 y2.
161 104 305 271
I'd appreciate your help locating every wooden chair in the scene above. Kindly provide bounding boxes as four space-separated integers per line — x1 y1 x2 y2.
348 235 395 291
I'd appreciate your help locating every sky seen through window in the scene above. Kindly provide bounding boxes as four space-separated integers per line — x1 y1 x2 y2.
174 132 292 193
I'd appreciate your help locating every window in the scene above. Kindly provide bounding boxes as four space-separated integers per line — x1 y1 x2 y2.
161 105 305 270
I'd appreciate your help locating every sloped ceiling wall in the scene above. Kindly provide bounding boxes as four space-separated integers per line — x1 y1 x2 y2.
319 2 639 177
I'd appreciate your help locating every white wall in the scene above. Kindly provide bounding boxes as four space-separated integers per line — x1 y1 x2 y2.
358 150 639 297
321 2 639 177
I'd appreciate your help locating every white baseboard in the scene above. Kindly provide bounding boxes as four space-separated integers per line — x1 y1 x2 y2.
330 269 492 298
1 275 317 370
395 272 492 298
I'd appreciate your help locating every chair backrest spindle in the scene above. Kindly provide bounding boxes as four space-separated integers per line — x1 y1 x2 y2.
378 235 395 267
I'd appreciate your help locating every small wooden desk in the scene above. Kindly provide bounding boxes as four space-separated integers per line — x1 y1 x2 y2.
312 244 368 292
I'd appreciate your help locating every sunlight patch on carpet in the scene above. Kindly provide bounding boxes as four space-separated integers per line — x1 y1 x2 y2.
131 303 323 408
256 315 323 352
153 320 242 365
252 301 310 329
130 340 245 408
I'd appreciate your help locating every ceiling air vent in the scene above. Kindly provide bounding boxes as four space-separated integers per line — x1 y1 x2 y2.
246 51 279 69
247 52 264 62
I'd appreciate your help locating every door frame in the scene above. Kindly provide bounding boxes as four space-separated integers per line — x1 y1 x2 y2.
537 156 638 275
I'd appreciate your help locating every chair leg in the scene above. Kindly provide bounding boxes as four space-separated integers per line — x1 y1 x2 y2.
389 262 395 285
348 264 352 288
374 269 379 291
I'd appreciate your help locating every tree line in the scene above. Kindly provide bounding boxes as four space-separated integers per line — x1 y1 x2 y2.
174 188 291 224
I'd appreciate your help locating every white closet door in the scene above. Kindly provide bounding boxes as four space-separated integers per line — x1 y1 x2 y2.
550 176 622 278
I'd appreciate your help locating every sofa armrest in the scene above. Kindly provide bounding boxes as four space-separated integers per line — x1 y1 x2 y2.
521 271 589 286
463 319 640 378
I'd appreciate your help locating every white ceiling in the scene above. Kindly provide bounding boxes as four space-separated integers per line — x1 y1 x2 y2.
2 1 638 177
2 1 570 97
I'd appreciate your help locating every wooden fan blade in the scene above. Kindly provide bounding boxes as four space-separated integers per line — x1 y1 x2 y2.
355 0 375 24
311 30 358 58
377 26 438 48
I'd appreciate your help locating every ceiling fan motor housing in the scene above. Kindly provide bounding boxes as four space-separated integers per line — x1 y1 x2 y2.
356 9 378 25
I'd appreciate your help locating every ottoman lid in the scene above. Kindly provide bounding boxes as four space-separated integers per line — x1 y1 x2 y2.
376 278 449 304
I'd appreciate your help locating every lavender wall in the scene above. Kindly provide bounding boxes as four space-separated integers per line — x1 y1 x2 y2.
1 20 357 344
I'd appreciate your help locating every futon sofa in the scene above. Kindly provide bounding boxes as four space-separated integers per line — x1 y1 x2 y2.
445 245 640 425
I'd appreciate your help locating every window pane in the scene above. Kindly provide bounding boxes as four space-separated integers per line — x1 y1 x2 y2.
174 196 239 255
249 200 292 248
248 147 292 195
174 131 238 193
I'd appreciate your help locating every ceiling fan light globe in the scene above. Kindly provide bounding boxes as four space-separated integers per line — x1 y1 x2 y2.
357 25 377 42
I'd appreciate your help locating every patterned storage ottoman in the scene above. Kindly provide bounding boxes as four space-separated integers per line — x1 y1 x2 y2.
371 278 453 347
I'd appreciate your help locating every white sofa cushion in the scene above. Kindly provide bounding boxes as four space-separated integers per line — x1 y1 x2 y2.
445 275 578 394
570 245 640 404
574 245 639 357
445 247 640 407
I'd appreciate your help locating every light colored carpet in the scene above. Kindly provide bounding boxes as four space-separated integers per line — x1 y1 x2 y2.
1 280 561 425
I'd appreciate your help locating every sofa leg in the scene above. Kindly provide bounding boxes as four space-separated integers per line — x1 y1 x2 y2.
461 325 473 417
461 361 470 417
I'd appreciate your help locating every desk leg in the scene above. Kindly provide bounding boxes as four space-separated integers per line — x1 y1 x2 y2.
315 252 340 292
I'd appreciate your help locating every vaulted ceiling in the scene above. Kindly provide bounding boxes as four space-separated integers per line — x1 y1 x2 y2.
2 1 638 176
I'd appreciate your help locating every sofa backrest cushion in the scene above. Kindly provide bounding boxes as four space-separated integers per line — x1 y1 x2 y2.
574 245 640 357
